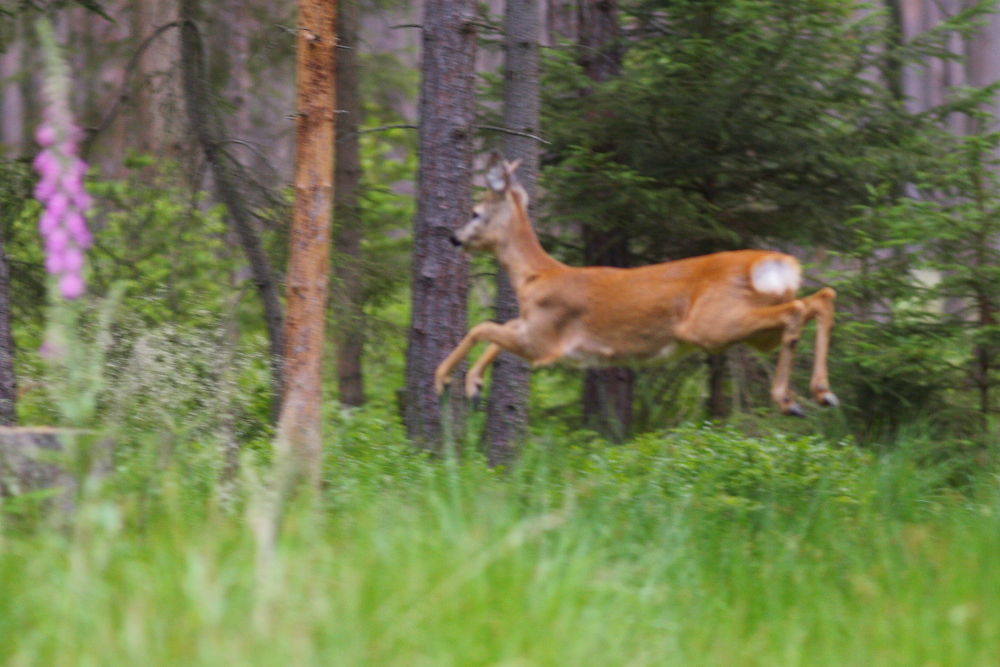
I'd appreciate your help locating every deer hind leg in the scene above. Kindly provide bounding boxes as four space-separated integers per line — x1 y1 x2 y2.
677 300 809 416
434 320 530 396
802 287 838 407
466 343 502 400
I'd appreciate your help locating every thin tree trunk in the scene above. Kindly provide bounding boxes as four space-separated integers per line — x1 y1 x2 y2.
483 0 539 467
404 0 477 451
0 32 25 157
179 0 285 418
333 0 365 407
0 231 16 426
220 0 252 142
546 0 576 43
577 0 620 84
577 0 630 440
706 351 728 420
276 0 337 486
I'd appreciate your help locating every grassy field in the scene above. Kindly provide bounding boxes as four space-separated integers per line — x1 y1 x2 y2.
1 412 998 666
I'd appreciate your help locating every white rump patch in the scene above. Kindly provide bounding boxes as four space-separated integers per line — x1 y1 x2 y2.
751 258 801 295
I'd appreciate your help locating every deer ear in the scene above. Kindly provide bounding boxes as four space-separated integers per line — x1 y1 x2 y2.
505 158 523 175
485 152 509 193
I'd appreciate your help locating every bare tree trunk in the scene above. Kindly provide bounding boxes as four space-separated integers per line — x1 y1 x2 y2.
404 0 477 451
220 0 252 143
706 352 728 420
276 0 337 486
179 0 285 418
577 0 620 84
576 0 630 440
333 0 365 407
0 231 15 426
134 0 180 158
546 0 576 43
481 0 540 467
0 32 25 157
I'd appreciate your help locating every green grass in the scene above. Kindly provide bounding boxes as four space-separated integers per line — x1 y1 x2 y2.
1 416 999 666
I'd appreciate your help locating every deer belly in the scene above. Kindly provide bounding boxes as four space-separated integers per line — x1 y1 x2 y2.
560 336 685 368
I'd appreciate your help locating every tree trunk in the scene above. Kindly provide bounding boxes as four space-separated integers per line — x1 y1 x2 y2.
276 0 337 487
577 0 620 84
706 351 728 420
179 0 286 418
220 0 252 142
482 0 539 467
577 0 630 440
0 231 15 426
546 0 576 43
333 0 365 407
0 32 25 157
404 0 477 451
134 0 181 158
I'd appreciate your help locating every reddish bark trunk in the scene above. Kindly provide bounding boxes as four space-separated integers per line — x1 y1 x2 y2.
277 0 337 485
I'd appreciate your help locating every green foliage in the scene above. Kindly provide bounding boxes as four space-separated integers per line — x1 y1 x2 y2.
2 422 1000 665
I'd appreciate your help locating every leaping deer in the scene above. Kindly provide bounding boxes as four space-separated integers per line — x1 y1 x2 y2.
434 153 839 416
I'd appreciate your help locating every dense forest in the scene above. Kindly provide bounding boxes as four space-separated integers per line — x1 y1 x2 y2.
1 0 1000 663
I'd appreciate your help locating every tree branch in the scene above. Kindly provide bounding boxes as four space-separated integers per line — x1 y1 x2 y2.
477 125 550 145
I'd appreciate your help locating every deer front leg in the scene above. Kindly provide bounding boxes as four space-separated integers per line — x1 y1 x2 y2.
802 287 838 406
434 320 530 395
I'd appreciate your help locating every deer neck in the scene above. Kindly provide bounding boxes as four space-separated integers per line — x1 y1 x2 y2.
494 205 563 292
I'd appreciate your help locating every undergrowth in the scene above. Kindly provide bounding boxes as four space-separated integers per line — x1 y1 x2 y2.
2 411 998 666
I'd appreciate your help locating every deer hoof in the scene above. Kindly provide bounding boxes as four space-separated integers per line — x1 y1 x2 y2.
434 371 453 396
465 377 483 402
816 391 839 407
784 402 806 418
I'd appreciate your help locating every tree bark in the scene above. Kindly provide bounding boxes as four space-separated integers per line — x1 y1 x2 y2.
482 0 540 467
577 0 621 84
276 0 337 486
0 230 15 426
706 351 728 420
546 0 576 43
404 0 477 451
333 0 365 407
179 0 286 418
577 0 631 440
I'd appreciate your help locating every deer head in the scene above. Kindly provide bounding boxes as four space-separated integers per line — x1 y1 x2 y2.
450 152 525 252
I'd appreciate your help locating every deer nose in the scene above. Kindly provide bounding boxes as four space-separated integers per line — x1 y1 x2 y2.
449 234 462 247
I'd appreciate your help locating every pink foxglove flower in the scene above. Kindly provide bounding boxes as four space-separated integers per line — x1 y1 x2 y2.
33 18 92 301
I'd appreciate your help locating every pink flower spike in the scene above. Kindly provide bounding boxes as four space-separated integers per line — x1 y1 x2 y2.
48 192 68 219
35 124 57 147
59 273 85 300
63 246 84 273
64 210 89 242
75 226 93 250
45 251 65 275
73 190 93 212
38 209 61 235
34 176 58 203
46 228 69 255
33 150 57 177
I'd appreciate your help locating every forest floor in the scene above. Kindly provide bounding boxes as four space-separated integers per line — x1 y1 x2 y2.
1 408 998 666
